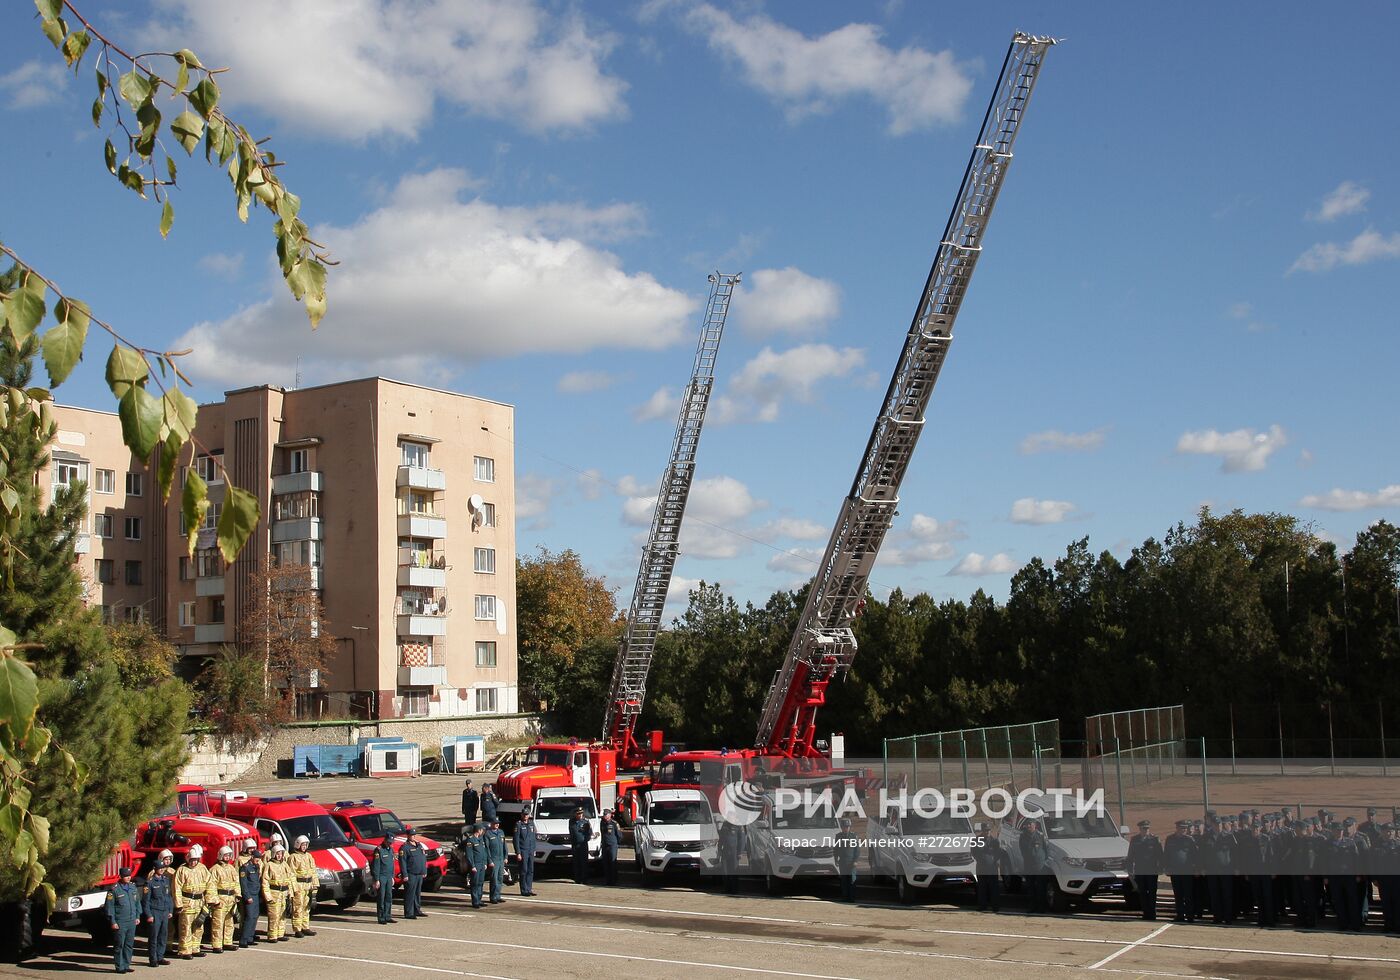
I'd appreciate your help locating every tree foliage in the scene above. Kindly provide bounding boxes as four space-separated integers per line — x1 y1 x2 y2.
237 557 339 706
196 647 289 753
516 548 620 711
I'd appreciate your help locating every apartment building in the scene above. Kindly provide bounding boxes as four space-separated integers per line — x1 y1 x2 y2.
45 377 518 720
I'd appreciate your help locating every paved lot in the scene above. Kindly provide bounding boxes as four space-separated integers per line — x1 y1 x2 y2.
9 772 1400 978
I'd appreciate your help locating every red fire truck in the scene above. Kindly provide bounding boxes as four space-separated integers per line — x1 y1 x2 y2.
322 800 450 890
133 784 259 873
51 839 137 945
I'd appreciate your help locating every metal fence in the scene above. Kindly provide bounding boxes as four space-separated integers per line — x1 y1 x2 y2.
882 719 1061 793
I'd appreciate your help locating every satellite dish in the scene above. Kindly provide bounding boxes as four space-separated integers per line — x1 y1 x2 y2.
468 494 484 512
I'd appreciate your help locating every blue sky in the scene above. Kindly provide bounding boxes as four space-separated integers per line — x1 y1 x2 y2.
3 1 1398 613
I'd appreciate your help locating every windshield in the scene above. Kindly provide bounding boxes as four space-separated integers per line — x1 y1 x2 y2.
1042 811 1121 840
897 812 972 835
772 809 838 831
524 748 571 767
280 814 351 848
534 796 596 821
649 800 713 826
179 791 210 815
657 760 723 786
350 812 406 839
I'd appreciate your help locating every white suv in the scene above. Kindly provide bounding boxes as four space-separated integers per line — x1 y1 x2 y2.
527 788 600 866
746 793 840 893
632 789 719 877
999 793 1130 912
866 809 977 904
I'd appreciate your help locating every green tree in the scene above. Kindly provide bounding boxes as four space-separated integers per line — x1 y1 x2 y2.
104 621 180 687
197 647 288 753
515 548 619 712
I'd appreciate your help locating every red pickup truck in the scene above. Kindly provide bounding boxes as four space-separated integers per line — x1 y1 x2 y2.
322 800 449 890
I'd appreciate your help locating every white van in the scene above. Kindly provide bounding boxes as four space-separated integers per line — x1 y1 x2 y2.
866 809 977 904
528 787 600 866
999 793 1130 912
632 788 719 877
746 792 841 894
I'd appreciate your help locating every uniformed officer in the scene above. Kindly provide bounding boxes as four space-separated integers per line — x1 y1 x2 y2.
971 823 1010 913
238 848 262 947
172 844 210 959
835 817 859 903
1330 823 1362 930
462 779 480 828
1240 820 1274 927
599 809 623 886
207 844 240 952
569 808 594 884
481 784 499 825
287 834 317 938
1019 819 1050 914
370 835 397 924
1163 820 1198 923
717 818 742 895
1346 816 1372 926
261 843 293 942
1377 825 1400 934
1203 819 1235 924
1126 820 1163 920
463 823 489 909
141 849 175 966
401 826 429 918
486 818 508 903
512 809 538 896
105 865 141 973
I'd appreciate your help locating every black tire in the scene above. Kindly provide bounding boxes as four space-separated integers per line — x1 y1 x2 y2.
424 878 442 893
896 875 915 905
1046 879 1068 914
335 896 358 911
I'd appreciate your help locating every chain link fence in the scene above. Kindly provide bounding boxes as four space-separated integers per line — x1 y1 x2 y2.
882 719 1061 793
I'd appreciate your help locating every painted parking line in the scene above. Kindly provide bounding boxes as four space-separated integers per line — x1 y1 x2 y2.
1089 923 1173 969
1144 939 1400 965
247 946 521 979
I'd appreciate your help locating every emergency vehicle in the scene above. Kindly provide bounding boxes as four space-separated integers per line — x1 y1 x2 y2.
322 800 449 890
132 783 258 872
210 791 371 907
51 839 137 945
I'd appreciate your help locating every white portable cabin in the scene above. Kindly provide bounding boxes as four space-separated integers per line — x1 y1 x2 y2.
441 735 486 772
360 738 421 778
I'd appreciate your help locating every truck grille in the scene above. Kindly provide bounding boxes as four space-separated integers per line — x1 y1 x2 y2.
932 852 973 866
793 845 834 859
1086 857 1125 872
664 841 704 853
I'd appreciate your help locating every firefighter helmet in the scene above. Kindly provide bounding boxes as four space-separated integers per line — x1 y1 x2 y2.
158 849 173 860
295 834 310 847
218 845 233 858
188 844 204 860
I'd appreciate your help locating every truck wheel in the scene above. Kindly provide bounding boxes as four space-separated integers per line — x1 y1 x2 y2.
764 872 783 896
1046 879 1068 914
895 875 914 905
336 897 358 911
87 923 112 948
424 878 443 893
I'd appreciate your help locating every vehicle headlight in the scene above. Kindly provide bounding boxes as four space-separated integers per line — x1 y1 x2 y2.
1059 855 1085 868
426 848 441 860
318 868 337 883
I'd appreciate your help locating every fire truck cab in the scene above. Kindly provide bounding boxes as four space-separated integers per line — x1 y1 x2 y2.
51 840 137 946
211 792 371 908
322 800 449 890
496 742 639 825
133 784 258 873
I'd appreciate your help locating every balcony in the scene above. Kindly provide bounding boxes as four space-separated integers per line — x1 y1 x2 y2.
397 642 446 687
398 549 447 588
196 575 225 597
397 465 446 491
272 470 324 494
194 624 226 644
73 532 91 555
397 614 447 636
397 512 446 540
272 517 322 543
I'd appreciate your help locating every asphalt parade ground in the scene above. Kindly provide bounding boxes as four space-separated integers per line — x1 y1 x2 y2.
8 773 1400 979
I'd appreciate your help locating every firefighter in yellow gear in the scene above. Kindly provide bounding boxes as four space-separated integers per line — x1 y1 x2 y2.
206 845 241 952
261 844 293 941
172 845 211 959
288 835 318 937
238 838 257 868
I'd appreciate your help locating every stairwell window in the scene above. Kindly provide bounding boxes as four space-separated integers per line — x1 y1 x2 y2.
473 456 494 482
475 641 497 668
473 547 495 574
474 595 496 621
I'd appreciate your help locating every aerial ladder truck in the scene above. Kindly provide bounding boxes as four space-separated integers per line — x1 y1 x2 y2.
494 272 741 824
654 32 1057 797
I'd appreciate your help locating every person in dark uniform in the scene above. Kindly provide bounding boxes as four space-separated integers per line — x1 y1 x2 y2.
462 780 480 828
512 809 537 896
569 808 593 884
599 810 623 886
1377 824 1400 934
1126 820 1163 921
400 827 429 919
105 865 141 974
1203 818 1235 924
1240 821 1274 927
481 785 499 825
1347 816 1372 926
834 818 859 903
973 824 1011 913
142 849 175 965
236 848 262 948
1019 819 1050 914
718 819 743 894
486 818 508 903
464 823 488 908
370 835 396 924
1164 820 1197 923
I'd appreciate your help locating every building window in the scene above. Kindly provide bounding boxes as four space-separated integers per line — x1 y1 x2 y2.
122 606 146 625
124 560 142 586
401 688 430 717
401 490 435 516
195 454 223 484
475 641 497 668
400 441 429 468
55 461 88 487
94 513 113 538
475 687 498 714
473 547 496 574
473 456 494 483
209 597 225 624
99 604 114 624
195 549 223 578
95 559 115 585
474 595 496 621
276 540 322 567
124 516 141 540
125 472 142 496
177 556 190 581
94 468 115 494
481 502 495 528
274 492 318 521
178 601 195 627
289 448 312 474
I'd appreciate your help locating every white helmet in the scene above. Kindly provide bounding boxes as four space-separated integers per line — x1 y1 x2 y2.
271 833 284 844
243 839 257 851
295 835 310 847
218 845 233 858
271 843 286 856
158 849 173 861
188 844 204 860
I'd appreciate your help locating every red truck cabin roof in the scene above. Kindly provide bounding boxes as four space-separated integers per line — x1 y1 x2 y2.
323 801 434 846
212 792 368 869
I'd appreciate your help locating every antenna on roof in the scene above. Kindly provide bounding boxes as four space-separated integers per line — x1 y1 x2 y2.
294 357 302 390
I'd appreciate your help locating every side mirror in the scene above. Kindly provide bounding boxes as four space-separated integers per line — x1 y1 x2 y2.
1119 826 1131 836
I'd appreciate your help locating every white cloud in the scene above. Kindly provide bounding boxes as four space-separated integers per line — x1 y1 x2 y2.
1289 228 1400 274
948 552 1020 577
877 513 964 567
678 4 973 134
1299 485 1400 512
757 517 828 541
176 169 695 385
1308 181 1370 222
576 468 605 501
719 343 866 423
632 386 679 422
1010 497 1077 525
1019 428 1106 455
767 547 821 575
557 370 618 394
197 252 245 279
1176 425 1287 473
148 0 626 139
0 60 68 109
516 473 557 529
621 475 765 559
735 267 841 336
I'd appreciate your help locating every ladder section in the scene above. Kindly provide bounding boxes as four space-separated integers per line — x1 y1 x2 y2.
603 272 741 761
755 34 1056 756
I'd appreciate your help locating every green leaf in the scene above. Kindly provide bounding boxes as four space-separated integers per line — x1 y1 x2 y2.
166 155 178 184
175 60 189 95
174 48 203 70
118 69 153 112
286 257 327 304
182 469 208 555
0 654 40 746
304 289 328 329
118 385 162 459
41 298 90 386
217 484 260 564
27 812 49 856
3 271 47 344
11 829 34 870
62 29 91 68
0 803 19 840
91 96 103 128
117 164 146 198
157 431 181 502
276 192 302 226
35 0 62 21
170 109 204 155
39 15 64 48
105 344 149 399
103 139 117 174
0 487 18 514
162 388 197 442
136 101 161 157
95 67 107 97
188 77 220 119
160 199 174 239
